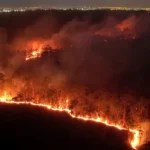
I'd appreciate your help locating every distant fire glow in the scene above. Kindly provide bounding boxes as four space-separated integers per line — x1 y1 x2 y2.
26 49 42 60
0 92 140 149
24 40 58 60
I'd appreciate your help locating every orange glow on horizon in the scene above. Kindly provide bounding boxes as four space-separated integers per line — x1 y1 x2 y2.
0 92 140 149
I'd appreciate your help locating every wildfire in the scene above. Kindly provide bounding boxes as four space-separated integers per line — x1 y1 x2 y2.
24 39 59 61
130 129 140 149
25 49 42 60
0 92 140 149
0 92 13 102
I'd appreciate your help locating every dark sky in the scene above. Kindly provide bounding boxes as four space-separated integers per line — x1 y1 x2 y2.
0 0 149 8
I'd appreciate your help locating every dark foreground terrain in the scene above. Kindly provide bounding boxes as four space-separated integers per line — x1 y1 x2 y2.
0 103 131 150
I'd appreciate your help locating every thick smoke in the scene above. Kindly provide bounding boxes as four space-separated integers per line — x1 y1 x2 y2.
0 11 150 131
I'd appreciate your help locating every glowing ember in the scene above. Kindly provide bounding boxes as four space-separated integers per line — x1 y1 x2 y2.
0 92 140 149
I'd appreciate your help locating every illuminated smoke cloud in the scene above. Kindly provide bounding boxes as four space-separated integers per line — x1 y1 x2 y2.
0 13 149 141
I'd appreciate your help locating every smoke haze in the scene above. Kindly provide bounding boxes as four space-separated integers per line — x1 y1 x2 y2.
0 10 150 143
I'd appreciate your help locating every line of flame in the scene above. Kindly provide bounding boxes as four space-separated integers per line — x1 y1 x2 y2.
0 93 140 149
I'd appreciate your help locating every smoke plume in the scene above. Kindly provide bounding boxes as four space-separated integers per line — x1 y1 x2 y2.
0 10 150 131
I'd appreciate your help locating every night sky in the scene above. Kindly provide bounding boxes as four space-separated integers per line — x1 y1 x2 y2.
0 0 149 8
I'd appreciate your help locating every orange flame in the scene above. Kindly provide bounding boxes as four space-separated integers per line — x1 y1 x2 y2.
0 92 12 102
25 48 42 60
0 92 140 149
24 40 59 61
130 129 140 149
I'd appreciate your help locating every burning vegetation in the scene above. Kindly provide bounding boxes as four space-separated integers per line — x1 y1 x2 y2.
0 9 150 149
0 92 140 149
